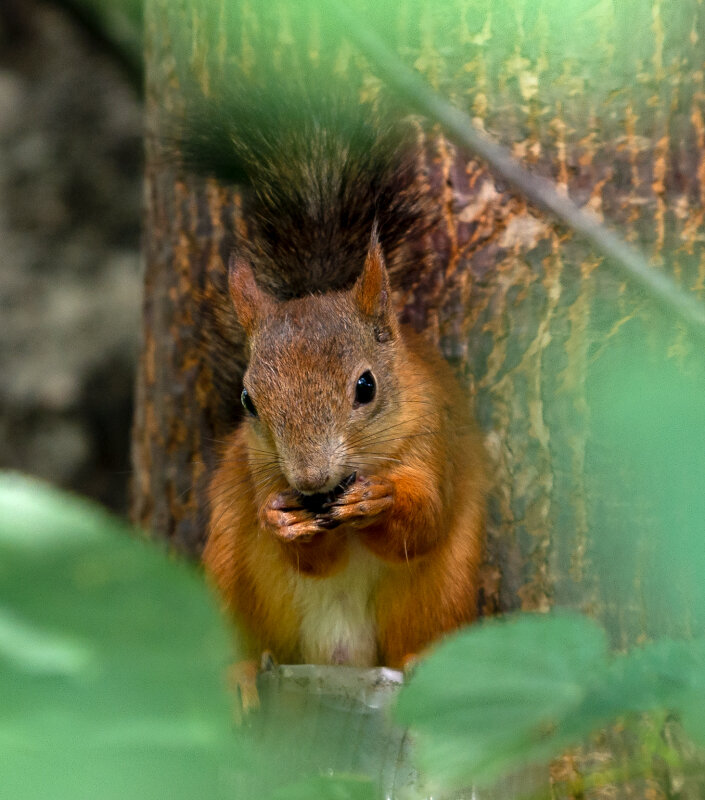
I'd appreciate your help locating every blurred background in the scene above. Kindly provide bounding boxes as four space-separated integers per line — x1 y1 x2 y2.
0 0 143 514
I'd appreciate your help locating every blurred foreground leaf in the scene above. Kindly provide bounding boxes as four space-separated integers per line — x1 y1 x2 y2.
395 614 610 792
0 473 240 799
585 323 705 642
396 613 705 795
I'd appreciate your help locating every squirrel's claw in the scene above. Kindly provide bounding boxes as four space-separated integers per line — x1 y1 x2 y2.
264 507 312 528
260 650 277 671
261 476 393 535
262 508 326 541
227 659 260 725
227 652 278 724
327 475 395 527
261 491 325 540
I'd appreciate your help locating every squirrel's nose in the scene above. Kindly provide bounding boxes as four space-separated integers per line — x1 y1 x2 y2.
291 467 330 494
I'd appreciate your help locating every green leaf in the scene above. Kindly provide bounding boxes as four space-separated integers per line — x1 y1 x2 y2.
395 612 610 791
397 608 705 795
585 328 705 641
595 639 705 716
555 637 705 750
0 473 242 800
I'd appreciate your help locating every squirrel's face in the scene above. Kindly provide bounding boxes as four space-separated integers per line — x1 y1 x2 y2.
243 294 399 493
231 242 402 494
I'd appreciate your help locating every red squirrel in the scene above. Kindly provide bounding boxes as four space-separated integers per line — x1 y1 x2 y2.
204 241 487 676
176 78 487 693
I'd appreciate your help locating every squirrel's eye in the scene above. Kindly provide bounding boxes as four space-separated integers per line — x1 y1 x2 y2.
241 388 257 417
354 371 376 405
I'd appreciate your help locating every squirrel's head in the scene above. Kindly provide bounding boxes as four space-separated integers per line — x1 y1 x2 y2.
230 236 402 495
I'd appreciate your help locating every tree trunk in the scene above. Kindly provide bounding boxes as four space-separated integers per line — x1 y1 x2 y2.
133 0 705 794
133 0 705 724
134 0 705 616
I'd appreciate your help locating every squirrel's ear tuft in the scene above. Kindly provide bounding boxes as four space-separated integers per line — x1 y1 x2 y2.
229 255 275 335
353 230 398 339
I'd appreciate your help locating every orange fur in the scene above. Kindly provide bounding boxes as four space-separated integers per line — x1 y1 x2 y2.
203 251 487 668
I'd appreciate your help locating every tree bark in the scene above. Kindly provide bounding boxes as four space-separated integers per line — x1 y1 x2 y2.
133 0 705 795
133 0 705 638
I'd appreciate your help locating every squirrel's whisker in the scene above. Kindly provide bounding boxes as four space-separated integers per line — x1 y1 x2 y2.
344 412 433 449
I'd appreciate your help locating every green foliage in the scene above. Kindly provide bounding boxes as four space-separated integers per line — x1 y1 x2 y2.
396 614 607 790
0 473 240 799
0 474 397 799
585 321 705 642
395 613 705 796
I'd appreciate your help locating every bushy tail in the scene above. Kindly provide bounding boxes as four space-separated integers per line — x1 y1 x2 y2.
174 75 431 298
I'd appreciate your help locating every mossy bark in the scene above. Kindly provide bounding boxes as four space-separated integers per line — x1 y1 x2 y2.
134 0 705 605
134 0 704 636
133 0 705 794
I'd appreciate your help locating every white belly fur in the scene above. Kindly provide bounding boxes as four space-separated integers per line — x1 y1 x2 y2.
290 538 382 666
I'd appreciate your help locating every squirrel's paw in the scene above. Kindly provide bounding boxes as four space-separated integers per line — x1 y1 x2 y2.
227 652 278 724
261 490 325 541
227 659 260 724
327 475 394 527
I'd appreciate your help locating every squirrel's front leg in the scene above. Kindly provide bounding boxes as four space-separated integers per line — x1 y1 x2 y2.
333 468 446 563
260 488 347 576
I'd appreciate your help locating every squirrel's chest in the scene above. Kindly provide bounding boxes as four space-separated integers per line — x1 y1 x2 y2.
290 540 382 667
